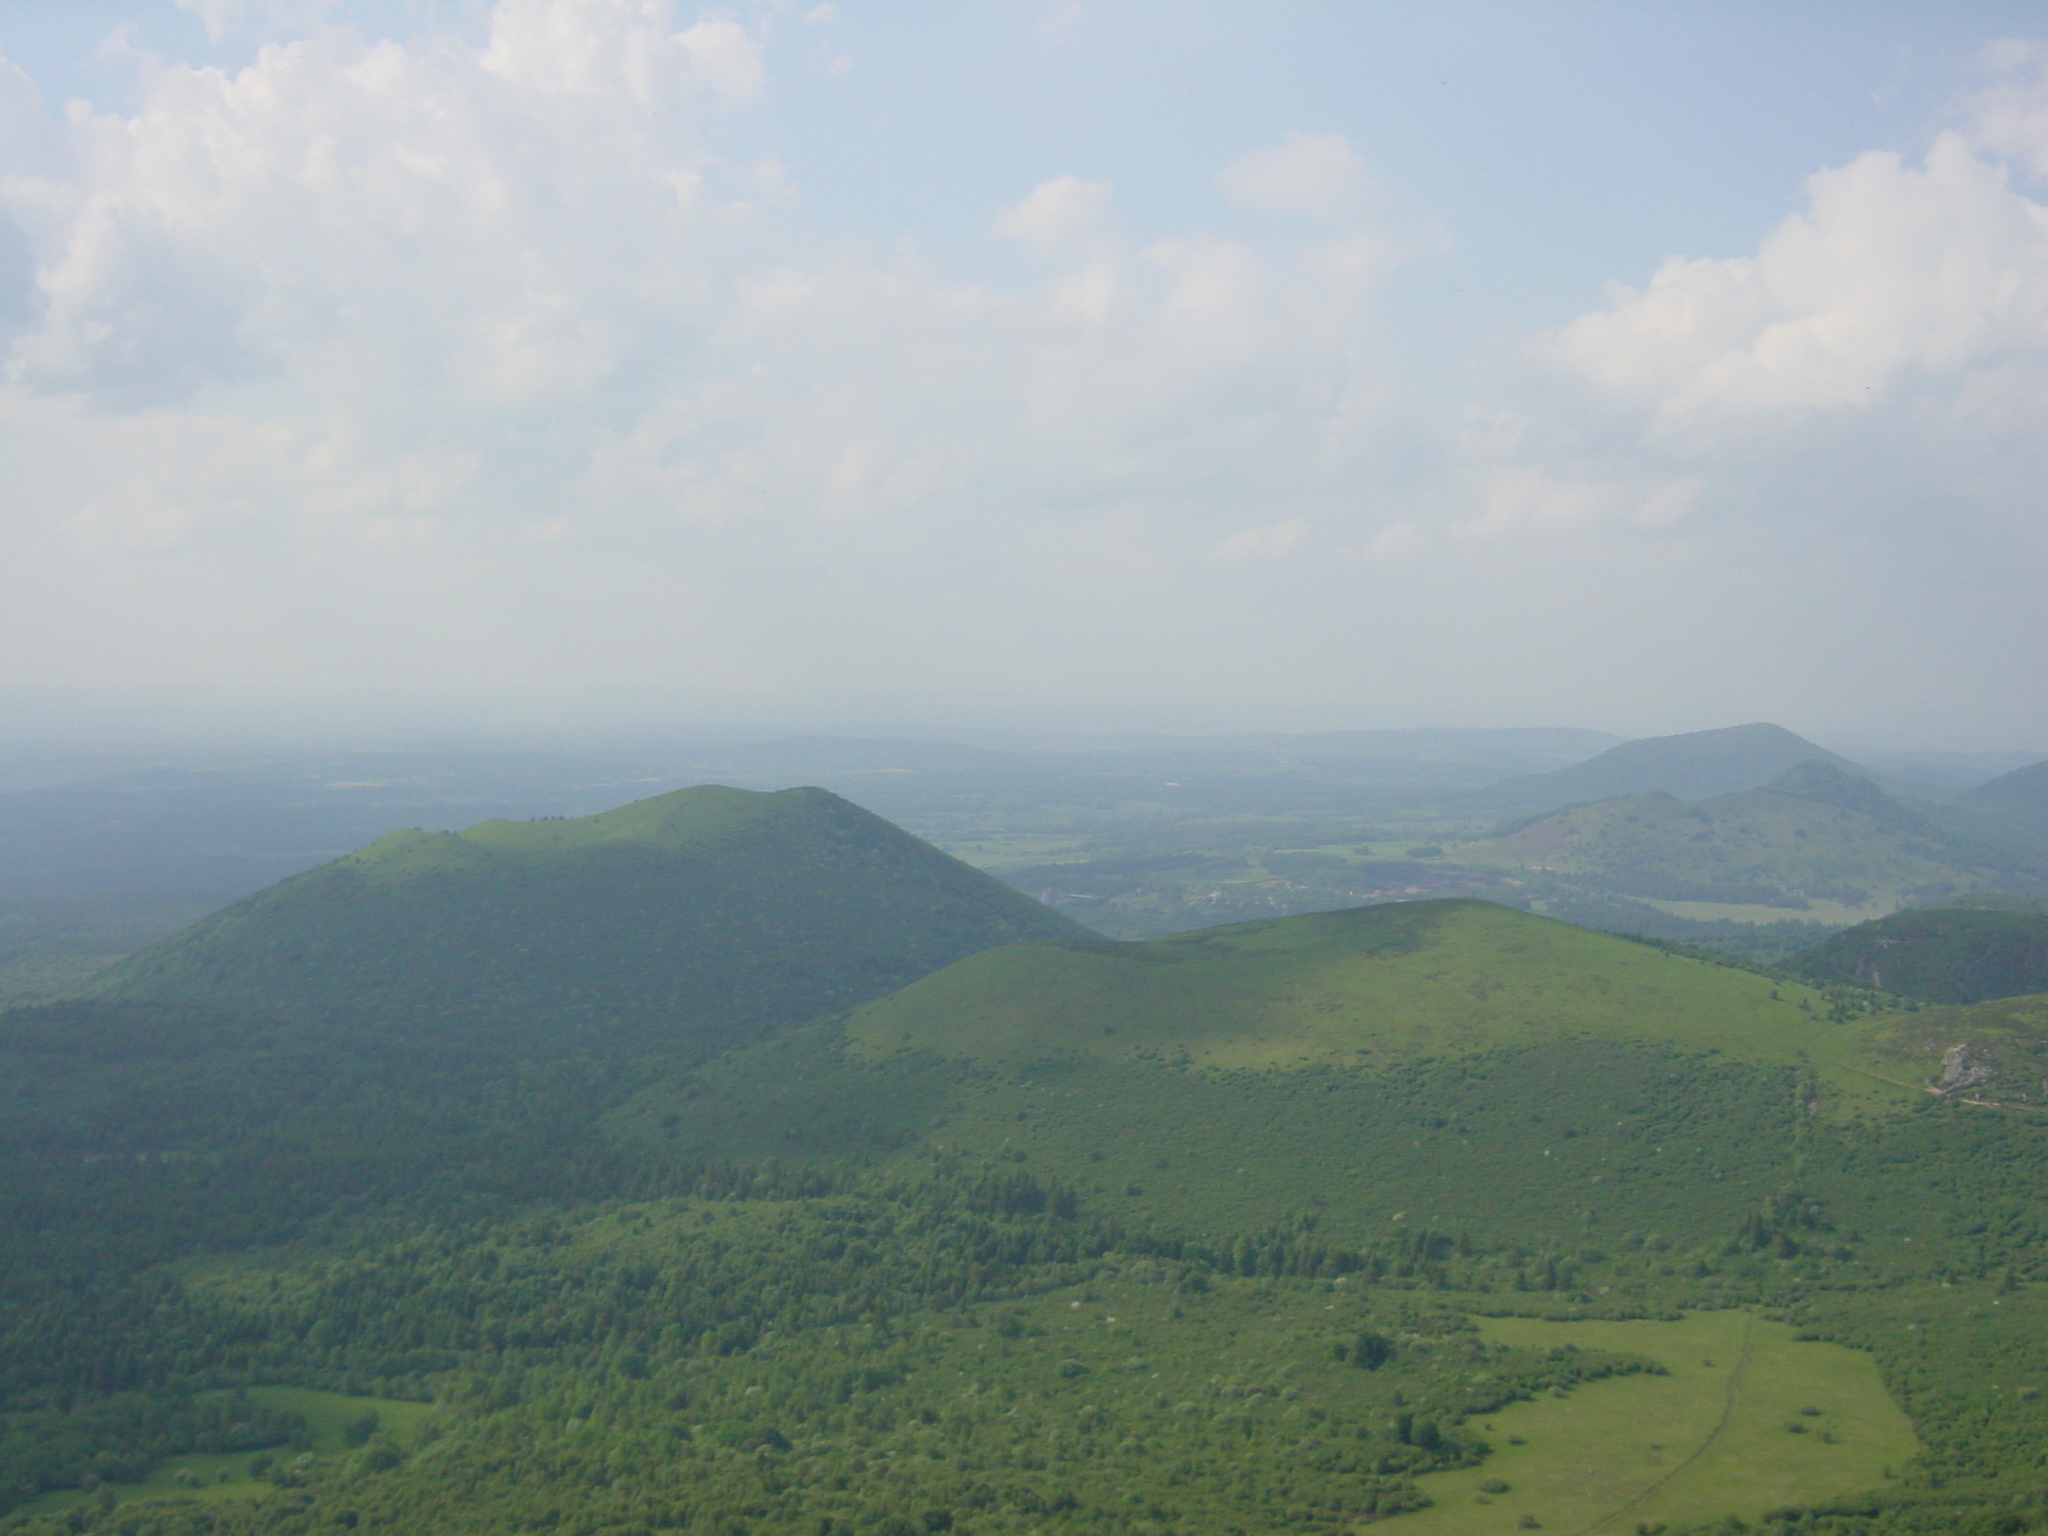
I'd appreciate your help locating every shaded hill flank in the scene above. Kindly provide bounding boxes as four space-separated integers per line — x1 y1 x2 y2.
40 896 1853 1247
1454 760 2018 910
1787 906 2048 1004
103 784 1091 1055
1479 722 1868 809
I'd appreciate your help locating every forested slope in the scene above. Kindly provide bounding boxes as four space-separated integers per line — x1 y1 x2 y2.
1788 906 2048 1002
101 784 1090 1054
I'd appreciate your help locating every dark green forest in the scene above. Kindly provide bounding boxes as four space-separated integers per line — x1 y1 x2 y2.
101 785 1088 1055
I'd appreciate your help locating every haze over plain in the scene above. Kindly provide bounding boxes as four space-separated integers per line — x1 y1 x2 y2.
0 1 2042 746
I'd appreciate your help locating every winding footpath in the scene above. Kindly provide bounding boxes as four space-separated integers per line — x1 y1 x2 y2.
1572 1312 1757 1536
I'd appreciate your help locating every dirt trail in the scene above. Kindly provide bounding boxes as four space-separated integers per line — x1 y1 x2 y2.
1571 1312 1756 1536
1839 1062 2048 1113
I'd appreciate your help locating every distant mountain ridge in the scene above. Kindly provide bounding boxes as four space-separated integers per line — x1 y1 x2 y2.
1966 758 2048 814
103 784 1091 1056
1481 723 1870 809
1455 759 2025 914
1950 758 2048 853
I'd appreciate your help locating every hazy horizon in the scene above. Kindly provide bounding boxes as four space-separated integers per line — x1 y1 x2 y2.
0 684 2042 766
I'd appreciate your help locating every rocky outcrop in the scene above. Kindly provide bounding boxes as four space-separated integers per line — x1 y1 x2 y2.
1935 1042 1998 1093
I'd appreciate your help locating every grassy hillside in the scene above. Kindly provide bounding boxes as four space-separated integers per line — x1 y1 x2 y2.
616 900 1936 1257
608 895 2048 1293
1945 892 2048 914
837 898 1832 1071
101 784 1090 1055
1454 761 2021 916
1817 991 2048 1109
1480 722 1868 809
1787 907 2048 1003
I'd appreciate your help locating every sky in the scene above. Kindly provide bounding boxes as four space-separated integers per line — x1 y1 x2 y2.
0 1 2044 748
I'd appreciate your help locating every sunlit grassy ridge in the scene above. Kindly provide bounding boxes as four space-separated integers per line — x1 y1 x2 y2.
843 899 1839 1072
338 780 795 878
620 899 1937 1262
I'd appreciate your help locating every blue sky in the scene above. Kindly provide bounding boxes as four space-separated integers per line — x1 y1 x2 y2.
0 1 2043 745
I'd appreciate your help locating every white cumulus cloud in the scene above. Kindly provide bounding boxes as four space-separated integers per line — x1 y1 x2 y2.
1463 470 1701 540
0 10 2039 741
994 175 1114 252
1217 132 1377 227
483 1 762 106
1350 522 1424 564
1211 518 1307 561
1549 131 2048 437
0 27 1431 713
1969 39 2048 178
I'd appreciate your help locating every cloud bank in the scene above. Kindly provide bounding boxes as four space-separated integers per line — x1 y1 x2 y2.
0 5 2043 742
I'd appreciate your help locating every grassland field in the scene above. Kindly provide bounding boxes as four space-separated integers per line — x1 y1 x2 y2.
1401 1312 1915 1536
1640 899 1899 930
19 1390 433 1518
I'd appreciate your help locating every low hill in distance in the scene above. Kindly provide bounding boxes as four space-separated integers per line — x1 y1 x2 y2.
1785 905 2048 1004
1950 757 2048 854
1453 760 2031 923
1480 722 1874 810
102 783 1091 1058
